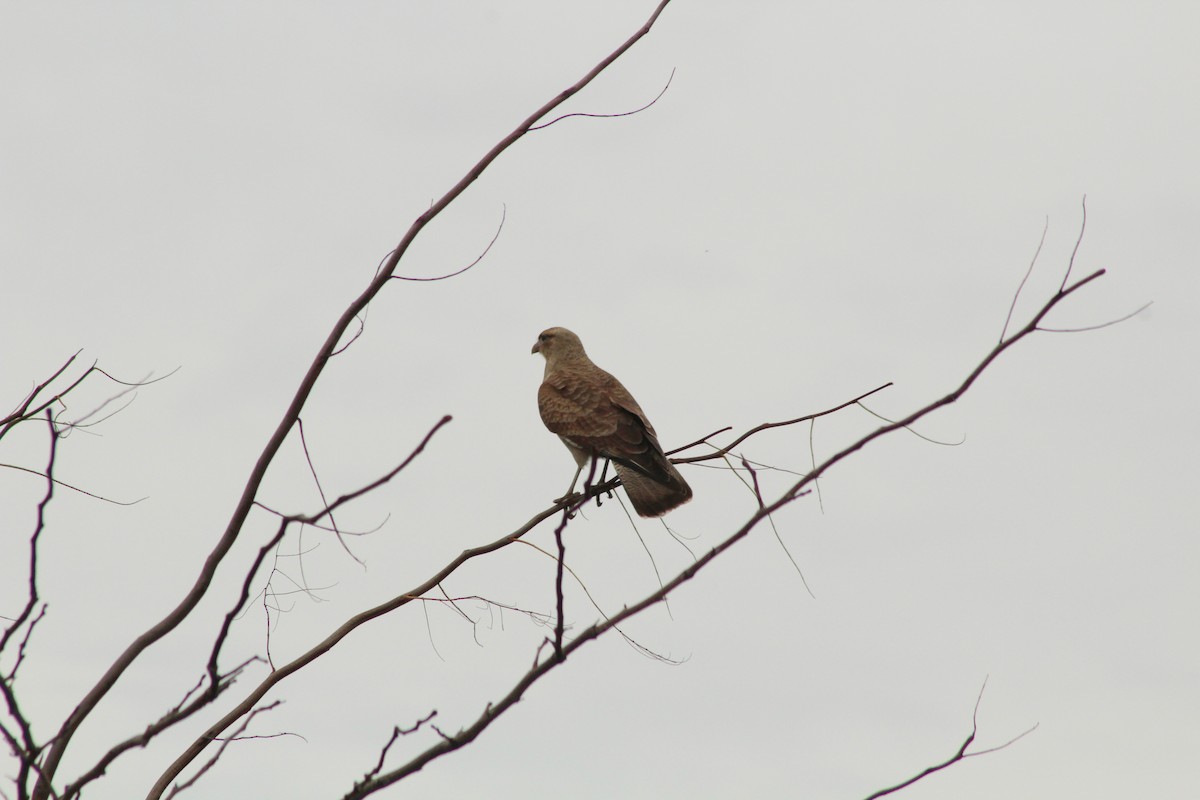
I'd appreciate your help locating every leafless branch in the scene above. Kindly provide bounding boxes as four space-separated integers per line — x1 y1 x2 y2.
854 401 964 446
512 538 676 662
0 413 56 797
549 518 573 655
0 351 82 439
666 426 733 456
62 659 260 800
211 416 452 689
3 605 46 684
1062 195 1087 291
741 457 764 508
1001 217 1048 342
297 417 335 533
1 413 56 659
332 262 1105 799
411 594 552 631
297 417 361 566
726 453 813 596
1038 300 1152 333
33 3 675 795
392 204 506 282
529 67 675 131
349 711 439 795
616 501 672 619
164 701 282 800
1 356 177 444
0 462 146 506
53 366 178 438
671 382 893 465
5 4 1120 798
302 415 453 528
208 517 291 689
862 678 1037 799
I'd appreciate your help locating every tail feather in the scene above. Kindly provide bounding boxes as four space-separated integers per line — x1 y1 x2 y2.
614 460 692 517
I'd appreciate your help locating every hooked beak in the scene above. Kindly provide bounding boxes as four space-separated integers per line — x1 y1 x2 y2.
531 341 541 355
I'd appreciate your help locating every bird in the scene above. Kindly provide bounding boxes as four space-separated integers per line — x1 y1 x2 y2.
532 326 692 517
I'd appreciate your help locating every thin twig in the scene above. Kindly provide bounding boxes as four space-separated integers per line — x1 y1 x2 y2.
298 417 361 566
336 266 1106 800
671 382 893 465
1038 301 1152 333
529 68 675 131
392 204 506 282
1001 217 1047 342
35 0 668 791
1061 195 1087 292
862 677 1036 799
0 463 146 505
350 711 438 794
165 702 283 799
0 413 58 797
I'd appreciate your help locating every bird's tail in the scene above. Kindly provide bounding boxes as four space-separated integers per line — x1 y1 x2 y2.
614 460 692 517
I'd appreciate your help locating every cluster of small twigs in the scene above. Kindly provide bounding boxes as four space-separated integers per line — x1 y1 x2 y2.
0 1 1143 798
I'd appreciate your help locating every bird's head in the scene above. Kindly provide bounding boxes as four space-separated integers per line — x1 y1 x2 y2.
532 327 587 365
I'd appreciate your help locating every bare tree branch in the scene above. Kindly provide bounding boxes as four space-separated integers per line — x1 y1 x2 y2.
1038 300 1152 333
296 416 361 566
862 678 1037 799
1001 217 1048 342
33 0 677 792
163 701 282 800
392 204 506 282
0 462 146 506
143 250 1091 797
0 412 56 799
349 711 439 796
3 4 1124 799
0 412 55 660
62 659 261 800
671 382 893 465
0 352 81 439
529 67 675 131
1 356 176 444
330 263 1106 800
1061 195 1087 291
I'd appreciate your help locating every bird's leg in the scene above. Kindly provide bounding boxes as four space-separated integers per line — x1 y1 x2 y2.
596 458 614 507
554 460 586 505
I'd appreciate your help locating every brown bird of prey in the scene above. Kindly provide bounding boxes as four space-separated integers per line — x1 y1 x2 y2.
532 326 692 517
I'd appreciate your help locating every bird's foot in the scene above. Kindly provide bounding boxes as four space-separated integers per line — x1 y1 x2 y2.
554 491 582 518
554 490 582 505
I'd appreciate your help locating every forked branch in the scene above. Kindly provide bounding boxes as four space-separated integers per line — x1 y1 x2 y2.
32 4 677 799
336 263 1107 799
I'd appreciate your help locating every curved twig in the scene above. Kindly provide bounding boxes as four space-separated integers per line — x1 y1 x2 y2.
863 678 1037 799
529 67 675 131
671 382 893 464
1001 217 1047 342
392 204 506 282
336 268 1106 799
36 3 679 794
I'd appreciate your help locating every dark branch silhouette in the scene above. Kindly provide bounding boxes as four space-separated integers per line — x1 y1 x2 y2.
529 67 675 131
863 678 1038 799
332 260 1106 799
0 412 57 796
392 204 507 282
2 3 1136 799
31 2 677 793
671 382 893 464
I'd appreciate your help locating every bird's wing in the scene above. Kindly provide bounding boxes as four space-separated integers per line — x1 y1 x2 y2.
539 365 673 485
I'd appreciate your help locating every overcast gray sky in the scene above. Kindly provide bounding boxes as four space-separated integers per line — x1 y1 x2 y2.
2 2 1196 798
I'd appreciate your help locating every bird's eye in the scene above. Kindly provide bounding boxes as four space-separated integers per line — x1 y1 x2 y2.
539 333 549 342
